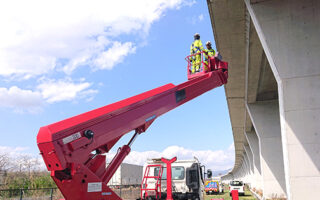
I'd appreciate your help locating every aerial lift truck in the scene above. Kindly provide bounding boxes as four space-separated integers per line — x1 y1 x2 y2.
37 52 228 200
141 157 206 200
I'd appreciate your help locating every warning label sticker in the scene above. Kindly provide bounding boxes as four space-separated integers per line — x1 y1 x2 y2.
88 182 102 192
62 132 81 144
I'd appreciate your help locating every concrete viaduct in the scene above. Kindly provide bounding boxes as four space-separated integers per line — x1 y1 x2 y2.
207 0 320 199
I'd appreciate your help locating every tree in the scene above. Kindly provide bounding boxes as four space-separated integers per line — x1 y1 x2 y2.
17 155 41 176
0 153 11 185
0 153 11 171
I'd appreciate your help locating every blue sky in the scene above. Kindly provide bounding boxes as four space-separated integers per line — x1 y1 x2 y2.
0 0 234 171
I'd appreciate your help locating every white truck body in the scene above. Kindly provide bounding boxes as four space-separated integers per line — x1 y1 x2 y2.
142 158 204 200
229 180 244 196
107 163 143 186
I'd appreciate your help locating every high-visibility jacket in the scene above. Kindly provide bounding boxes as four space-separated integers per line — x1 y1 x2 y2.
190 39 204 59
204 48 215 62
204 48 216 72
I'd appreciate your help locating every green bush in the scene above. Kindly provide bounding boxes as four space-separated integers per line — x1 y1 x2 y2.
0 171 56 198
31 175 55 188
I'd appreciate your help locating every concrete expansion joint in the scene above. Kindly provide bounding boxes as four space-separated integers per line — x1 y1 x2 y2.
287 141 320 146
227 97 245 100
281 73 320 80
250 0 271 5
251 99 278 104
285 106 320 113
259 135 281 139
292 175 320 178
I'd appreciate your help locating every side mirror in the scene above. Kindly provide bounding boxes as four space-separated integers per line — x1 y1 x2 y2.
207 169 212 179
186 163 200 191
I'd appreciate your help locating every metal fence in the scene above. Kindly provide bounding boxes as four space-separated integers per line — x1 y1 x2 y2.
0 185 141 200
0 188 59 200
109 185 140 200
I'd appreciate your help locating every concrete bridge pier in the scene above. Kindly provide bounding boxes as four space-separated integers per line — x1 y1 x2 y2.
207 0 320 199
245 131 262 192
243 144 254 187
242 152 250 183
247 101 287 198
245 0 320 199
242 154 248 182
243 151 253 184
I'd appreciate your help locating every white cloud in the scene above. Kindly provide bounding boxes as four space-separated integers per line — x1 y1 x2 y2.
189 13 205 25
0 0 194 78
0 143 234 172
0 86 43 113
0 146 30 156
93 42 136 71
198 14 204 21
107 144 235 171
37 78 97 103
0 78 97 112
0 0 195 112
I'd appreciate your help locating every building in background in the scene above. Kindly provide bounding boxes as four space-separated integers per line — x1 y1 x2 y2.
107 163 143 186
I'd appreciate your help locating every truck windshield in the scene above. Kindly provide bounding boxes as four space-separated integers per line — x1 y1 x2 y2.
154 166 185 180
230 181 243 186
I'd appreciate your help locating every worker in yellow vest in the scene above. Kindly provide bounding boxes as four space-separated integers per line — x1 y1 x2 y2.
204 41 216 71
190 33 204 73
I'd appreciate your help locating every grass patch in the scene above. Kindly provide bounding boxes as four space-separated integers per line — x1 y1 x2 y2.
204 187 256 200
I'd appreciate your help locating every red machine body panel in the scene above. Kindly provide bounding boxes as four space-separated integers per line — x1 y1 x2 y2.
37 56 228 200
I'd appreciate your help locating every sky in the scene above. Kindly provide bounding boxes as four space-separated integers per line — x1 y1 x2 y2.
0 0 234 172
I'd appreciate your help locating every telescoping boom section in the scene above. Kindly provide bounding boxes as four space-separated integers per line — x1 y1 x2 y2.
37 54 228 200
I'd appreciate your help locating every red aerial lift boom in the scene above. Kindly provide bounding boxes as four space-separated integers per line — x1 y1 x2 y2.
37 53 228 200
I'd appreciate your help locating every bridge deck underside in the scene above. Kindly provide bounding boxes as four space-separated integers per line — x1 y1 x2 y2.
207 0 277 173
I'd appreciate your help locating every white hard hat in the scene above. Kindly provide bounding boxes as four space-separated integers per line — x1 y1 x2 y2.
194 33 200 39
